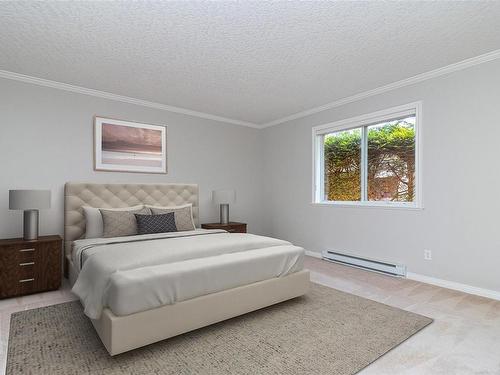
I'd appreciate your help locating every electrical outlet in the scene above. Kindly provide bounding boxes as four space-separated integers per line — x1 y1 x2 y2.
424 250 432 260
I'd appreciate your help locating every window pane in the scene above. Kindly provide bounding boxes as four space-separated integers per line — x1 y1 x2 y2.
323 128 362 201
367 116 416 202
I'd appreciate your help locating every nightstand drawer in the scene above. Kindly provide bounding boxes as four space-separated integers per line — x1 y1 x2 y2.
18 247 37 262
18 262 36 279
18 278 36 295
0 244 37 262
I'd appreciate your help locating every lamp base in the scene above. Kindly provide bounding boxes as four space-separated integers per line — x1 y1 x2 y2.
219 204 229 224
23 209 39 241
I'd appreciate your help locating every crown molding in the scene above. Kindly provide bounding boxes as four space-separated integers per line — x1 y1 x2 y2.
260 49 500 128
2 49 499 129
0 70 260 128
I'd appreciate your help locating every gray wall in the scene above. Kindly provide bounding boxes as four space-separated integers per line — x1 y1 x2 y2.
0 78 267 238
2 60 500 293
262 59 500 292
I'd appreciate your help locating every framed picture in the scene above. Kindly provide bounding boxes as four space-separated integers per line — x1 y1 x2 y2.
94 116 167 174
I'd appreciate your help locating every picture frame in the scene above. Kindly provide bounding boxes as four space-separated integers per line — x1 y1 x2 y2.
94 116 167 174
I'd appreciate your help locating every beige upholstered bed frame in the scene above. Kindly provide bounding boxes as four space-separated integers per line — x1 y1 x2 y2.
64 182 200 263
64 182 310 355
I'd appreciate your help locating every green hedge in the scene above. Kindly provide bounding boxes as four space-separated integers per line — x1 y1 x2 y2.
324 121 415 202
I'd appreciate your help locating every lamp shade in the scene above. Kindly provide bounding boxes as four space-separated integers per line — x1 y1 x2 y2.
212 189 236 205
9 190 51 210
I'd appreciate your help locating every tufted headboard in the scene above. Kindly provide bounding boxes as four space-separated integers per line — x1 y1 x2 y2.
64 182 199 259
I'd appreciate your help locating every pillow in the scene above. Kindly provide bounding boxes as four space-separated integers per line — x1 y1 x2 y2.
147 204 195 231
100 207 151 238
83 205 144 239
135 212 177 235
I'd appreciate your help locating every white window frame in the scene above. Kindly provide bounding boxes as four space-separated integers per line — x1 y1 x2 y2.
312 102 423 209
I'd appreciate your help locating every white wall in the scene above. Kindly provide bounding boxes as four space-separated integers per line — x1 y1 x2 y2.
0 78 267 238
262 59 500 293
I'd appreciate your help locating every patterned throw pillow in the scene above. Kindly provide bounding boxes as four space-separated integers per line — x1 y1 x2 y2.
100 207 151 238
148 204 195 231
135 212 177 235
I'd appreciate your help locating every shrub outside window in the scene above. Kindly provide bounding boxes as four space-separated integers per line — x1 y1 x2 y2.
313 103 421 208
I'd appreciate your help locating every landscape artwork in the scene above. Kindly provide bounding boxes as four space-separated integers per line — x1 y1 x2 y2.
94 117 167 173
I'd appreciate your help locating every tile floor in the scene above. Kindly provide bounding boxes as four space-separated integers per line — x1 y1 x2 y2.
1 256 499 374
306 257 500 375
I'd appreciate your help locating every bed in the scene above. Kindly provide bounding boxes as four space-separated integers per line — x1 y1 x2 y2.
64 182 310 355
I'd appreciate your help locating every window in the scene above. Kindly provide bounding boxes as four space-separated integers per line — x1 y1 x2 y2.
313 103 421 208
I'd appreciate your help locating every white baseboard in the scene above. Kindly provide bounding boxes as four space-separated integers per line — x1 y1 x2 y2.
305 250 500 301
407 272 500 302
305 250 322 259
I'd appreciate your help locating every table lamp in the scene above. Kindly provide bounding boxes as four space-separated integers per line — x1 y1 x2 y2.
212 189 236 224
9 189 51 241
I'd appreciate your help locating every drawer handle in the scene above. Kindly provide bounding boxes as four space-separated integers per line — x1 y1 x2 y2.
19 278 35 283
19 248 35 252
19 262 35 266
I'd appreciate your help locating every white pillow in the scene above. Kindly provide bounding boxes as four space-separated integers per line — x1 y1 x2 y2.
83 204 144 239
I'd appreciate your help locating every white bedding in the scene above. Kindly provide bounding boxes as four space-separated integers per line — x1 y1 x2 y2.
72 230 304 319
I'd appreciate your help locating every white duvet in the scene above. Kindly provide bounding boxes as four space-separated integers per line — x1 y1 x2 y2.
72 229 304 319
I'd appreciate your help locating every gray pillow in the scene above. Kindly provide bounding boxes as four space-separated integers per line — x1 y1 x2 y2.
135 212 177 235
100 207 151 238
148 204 195 231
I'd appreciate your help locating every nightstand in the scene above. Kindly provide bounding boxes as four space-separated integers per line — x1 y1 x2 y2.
201 222 247 233
0 235 62 299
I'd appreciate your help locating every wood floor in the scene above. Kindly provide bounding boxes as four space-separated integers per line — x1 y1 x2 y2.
1 256 499 375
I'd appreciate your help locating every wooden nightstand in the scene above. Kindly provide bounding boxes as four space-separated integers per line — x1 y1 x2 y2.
201 222 247 233
0 235 62 299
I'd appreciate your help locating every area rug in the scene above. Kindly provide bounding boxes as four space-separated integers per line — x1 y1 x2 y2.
6 283 431 375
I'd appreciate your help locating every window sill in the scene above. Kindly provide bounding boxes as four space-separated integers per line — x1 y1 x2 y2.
311 201 423 211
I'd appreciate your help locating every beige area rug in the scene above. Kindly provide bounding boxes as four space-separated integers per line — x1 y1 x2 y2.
6 283 431 375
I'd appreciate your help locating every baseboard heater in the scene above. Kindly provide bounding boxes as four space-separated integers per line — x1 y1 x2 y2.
322 250 406 277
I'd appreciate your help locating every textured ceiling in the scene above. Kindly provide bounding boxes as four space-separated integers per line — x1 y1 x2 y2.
1 1 500 126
